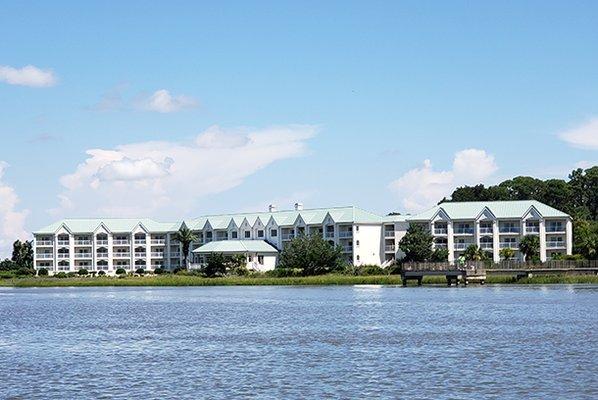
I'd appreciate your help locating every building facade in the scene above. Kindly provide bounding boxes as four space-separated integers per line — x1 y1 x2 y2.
32 200 572 274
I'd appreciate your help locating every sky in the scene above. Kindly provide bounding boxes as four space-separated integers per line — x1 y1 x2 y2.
1 1 597 256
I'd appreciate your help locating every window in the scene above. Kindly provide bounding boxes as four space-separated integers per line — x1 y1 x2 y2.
356 255 360 261
270 229 278 237
258 230 264 238
244 231 251 239
258 255 264 264
356 240 360 246
356 226 359 231
231 231 238 239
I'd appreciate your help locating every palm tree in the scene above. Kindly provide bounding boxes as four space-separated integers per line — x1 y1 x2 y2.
464 244 487 261
499 247 515 261
173 226 197 268
519 235 540 263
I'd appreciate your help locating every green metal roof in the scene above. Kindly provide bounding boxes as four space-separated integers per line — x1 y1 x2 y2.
34 218 183 235
408 200 570 221
192 240 279 254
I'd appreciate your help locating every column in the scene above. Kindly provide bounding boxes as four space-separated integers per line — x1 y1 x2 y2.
539 219 547 262
566 219 573 256
447 221 455 264
492 220 500 263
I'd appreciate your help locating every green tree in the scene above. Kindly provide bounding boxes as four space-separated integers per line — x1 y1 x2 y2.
519 235 540 262
228 254 249 275
463 245 488 261
499 247 515 261
398 225 433 262
12 240 33 269
173 226 197 268
430 247 449 262
278 234 346 276
203 253 228 277
573 219 598 259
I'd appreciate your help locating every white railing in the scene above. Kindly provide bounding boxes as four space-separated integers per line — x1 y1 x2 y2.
499 242 518 249
324 232 334 238
499 227 520 233
151 252 164 258
385 245 395 252
454 243 470 250
525 227 540 233
57 253 70 259
57 240 70 246
75 240 92 246
339 231 352 238
479 227 493 234
433 228 447 235
36 240 53 246
96 253 109 258
36 253 53 259
74 253 91 259
547 241 565 249
546 226 565 233
134 253 146 258
480 243 493 250
170 252 181 258
454 228 474 234
434 243 448 248
134 240 146 245
342 246 353 253
151 239 166 245
384 231 395 237
114 253 131 258
113 240 130 245
96 240 109 246
282 233 295 240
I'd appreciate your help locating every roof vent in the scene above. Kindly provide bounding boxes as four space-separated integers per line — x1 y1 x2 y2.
294 202 304 211
268 204 277 212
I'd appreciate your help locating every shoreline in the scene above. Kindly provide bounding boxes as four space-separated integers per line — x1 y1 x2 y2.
2 274 598 288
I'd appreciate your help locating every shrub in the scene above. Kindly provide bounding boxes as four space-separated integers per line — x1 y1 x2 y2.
172 267 185 274
55 272 68 278
135 268 145 275
37 268 49 276
78 268 89 276
386 263 403 275
355 264 386 276
66 272 77 278
115 268 126 275
15 267 35 277
266 267 303 277
97 270 106 276
0 271 16 279
154 267 165 275
278 234 346 275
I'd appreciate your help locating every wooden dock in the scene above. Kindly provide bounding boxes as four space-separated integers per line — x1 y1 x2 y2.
401 262 486 286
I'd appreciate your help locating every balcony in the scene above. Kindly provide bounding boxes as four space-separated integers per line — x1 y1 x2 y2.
338 231 352 238
170 252 181 258
433 228 448 235
547 241 565 249
57 253 70 259
384 230 395 238
499 242 518 249
74 253 92 259
480 242 493 250
434 243 448 248
113 240 130 245
57 240 70 247
324 231 334 238
454 228 474 235
151 252 165 258
96 253 109 259
525 226 540 234
479 227 493 235
134 239 146 245
75 240 92 246
499 227 520 234
134 252 147 259
215 236 228 242
282 233 295 240
546 226 565 233
36 253 53 259
114 253 131 258
36 240 53 246
151 239 166 245
96 240 109 246
342 246 353 253
385 245 395 252
454 243 470 251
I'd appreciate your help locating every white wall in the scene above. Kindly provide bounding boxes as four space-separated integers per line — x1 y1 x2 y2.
354 224 382 265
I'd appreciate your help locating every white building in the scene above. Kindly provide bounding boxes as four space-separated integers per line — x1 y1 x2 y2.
32 200 572 274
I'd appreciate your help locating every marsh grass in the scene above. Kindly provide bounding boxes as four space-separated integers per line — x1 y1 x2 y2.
2 273 598 288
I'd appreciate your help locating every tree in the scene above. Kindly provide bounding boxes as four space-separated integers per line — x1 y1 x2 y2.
203 253 228 277
12 240 33 269
37 267 49 276
278 234 346 276
398 225 433 262
430 248 449 262
573 219 598 260
499 248 515 261
228 254 249 275
78 268 89 276
173 226 197 268
519 235 540 262
463 245 488 261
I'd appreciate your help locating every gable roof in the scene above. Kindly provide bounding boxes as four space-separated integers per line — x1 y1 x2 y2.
192 240 279 254
408 200 569 221
34 218 182 235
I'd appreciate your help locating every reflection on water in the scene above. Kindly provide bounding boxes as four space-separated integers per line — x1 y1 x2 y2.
1 285 597 399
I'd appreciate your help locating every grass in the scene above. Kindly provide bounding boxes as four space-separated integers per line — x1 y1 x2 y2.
2 273 598 288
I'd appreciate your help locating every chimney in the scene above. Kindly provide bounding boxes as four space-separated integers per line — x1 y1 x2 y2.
294 202 304 211
268 204 277 212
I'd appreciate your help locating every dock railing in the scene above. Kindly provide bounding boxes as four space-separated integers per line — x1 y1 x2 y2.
402 260 598 271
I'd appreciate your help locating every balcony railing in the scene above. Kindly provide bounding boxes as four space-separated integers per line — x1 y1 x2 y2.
170 252 181 258
338 231 352 238
36 253 53 259
454 228 474 234
134 253 147 258
434 243 448 248
57 253 70 259
215 237 228 241
151 252 165 258
282 233 295 240
96 240 109 246
74 253 92 259
499 242 518 249
134 240 146 245
151 239 166 245
114 253 131 258
454 243 470 250
324 232 334 238
384 231 395 238
499 227 520 234
525 226 540 233
480 243 493 250
96 253 109 259
113 240 130 245
433 228 447 235
479 227 493 234
36 240 53 246
385 245 395 252
546 226 565 233
57 240 70 246
75 240 92 246
547 241 565 249
342 246 353 253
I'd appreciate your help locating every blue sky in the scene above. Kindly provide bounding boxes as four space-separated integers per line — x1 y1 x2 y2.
0 1 597 255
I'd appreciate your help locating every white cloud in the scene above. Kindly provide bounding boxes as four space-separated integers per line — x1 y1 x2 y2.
0 65 57 87
52 125 316 218
389 148 498 213
558 118 598 150
0 162 29 257
140 89 199 113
